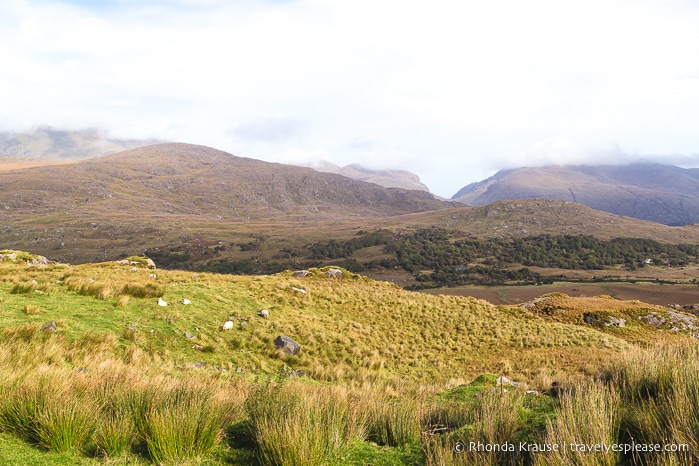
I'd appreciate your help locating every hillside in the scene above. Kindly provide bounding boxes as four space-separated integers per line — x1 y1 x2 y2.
0 142 452 265
452 164 699 226
0 142 448 219
384 200 699 242
2 253 699 464
0 126 159 160
309 160 430 191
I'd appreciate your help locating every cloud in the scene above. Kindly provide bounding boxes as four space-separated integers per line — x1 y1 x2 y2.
229 118 305 143
2 0 699 198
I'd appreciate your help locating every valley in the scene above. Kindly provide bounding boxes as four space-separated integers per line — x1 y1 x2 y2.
1 141 699 464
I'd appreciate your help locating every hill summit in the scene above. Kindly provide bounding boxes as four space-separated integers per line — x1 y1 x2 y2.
452 163 699 226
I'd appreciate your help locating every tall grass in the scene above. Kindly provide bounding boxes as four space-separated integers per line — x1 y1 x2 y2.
602 344 699 465
535 382 620 466
246 379 367 465
425 389 526 466
142 381 235 463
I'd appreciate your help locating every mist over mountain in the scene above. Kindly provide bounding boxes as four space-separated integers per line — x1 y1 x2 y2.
0 126 159 160
452 164 699 226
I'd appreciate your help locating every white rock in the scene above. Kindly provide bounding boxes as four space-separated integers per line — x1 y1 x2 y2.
181 298 192 305
158 298 168 306
221 320 234 331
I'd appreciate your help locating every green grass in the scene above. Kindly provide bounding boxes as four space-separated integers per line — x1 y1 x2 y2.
2 254 699 464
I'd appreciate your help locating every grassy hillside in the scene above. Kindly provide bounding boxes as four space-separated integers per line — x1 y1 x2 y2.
2 251 699 464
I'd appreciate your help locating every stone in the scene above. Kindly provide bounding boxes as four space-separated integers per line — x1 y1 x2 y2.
221 320 234 331
274 335 301 355
259 309 269 319
324 268 343 279
293 270 310 277
605 316 626 327
181 298 191 305
158 297 168 306
184 332 196 339
41 321 58 333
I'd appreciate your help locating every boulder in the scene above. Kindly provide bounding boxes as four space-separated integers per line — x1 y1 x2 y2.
41 321 58 333
324 268 343 279
274 335 301 355
292 270 310 277
221 320 234 331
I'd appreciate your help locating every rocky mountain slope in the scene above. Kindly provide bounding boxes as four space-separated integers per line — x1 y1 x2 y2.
452 164 699 226
310 161 430 191
0 143 449 220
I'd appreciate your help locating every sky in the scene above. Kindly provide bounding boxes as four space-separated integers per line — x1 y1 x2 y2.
2 0 699 197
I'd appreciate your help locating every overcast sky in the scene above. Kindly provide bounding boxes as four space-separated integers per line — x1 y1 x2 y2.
2 0 699 197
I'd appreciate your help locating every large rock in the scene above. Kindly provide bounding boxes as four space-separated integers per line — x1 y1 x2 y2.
274 335 301 355
42 321 58 333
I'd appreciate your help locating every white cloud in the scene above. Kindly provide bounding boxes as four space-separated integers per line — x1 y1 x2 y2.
1 0 699 197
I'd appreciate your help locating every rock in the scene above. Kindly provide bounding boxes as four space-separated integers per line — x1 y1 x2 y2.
549 382 563 398
158 298 168 306
192 344 204 351
146 258 157 269
289 369 306 378
184 332 196 339
293 270 310 277
149 274 157 279
274 335 301 355
259 309 269 319
324 268 343 279
605 316 626 327
181 298 192 305
639 313 666 326
290 287 307 294
41 321 58 333
221 320 234 331
187 361 207 369
116 259 129 265
496 376 518 387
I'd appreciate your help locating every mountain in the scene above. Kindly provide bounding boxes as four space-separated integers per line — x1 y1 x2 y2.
451 164 699 226
0 143 449 220
309 161 430 192
0 126 159 160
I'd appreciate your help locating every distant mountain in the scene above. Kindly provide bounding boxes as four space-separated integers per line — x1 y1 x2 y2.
0 143 452 264
0 143 450 220
309 161 430 192
452 164 699 226
0 126 159 160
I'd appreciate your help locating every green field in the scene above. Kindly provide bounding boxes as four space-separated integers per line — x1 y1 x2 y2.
1 251 698 464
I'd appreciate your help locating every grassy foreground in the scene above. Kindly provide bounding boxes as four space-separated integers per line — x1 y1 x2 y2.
0 252 698 464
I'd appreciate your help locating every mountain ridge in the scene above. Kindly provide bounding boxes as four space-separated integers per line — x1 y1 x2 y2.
452 163 699 226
